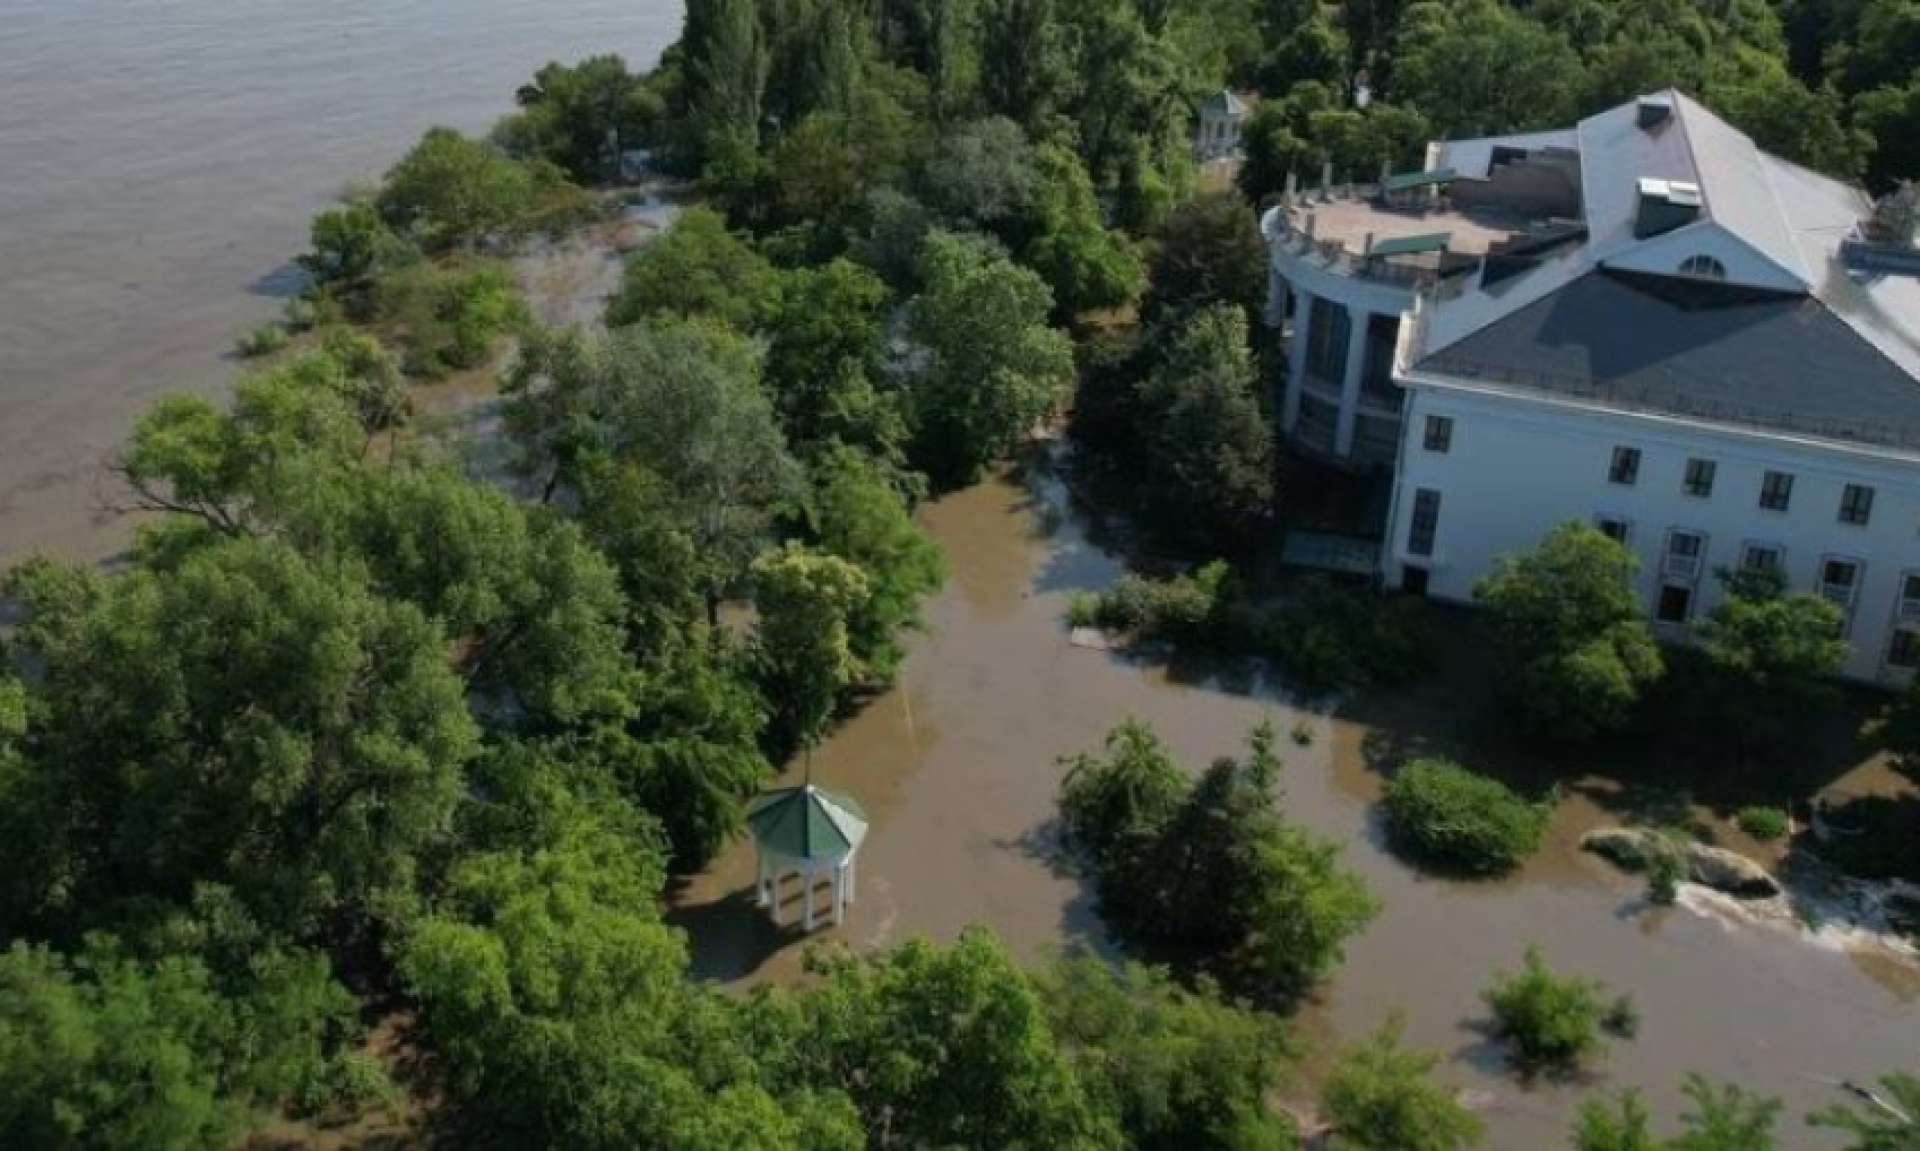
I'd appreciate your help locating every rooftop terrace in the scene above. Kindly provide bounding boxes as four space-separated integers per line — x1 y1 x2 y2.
1269 181 1576 289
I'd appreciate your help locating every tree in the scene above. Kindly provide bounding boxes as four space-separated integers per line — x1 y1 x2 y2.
978 0 1074 133
1144 192 1268 327
1474 522 1664 741
1021 144 1147 318
750 544 872 754
808 447 946 682
0 539 478 942
1694 567 1848 764
906 231 1075 485
298 201 407 296
605 205 782 331
1481 946 1613 1075
1132 305 1275 549
1058 718 1190 905
1322 1013 1486 1150
1390 0 1584 136
796 929 1115 1150
1575 1076 1783 1150
376 127 539 251
500 55 662 182
503 321 804 620
682 0 771 157
1809 1071 1920 1149
919 115 1040 227
763 258 905 467
0 937 356 1151
1040 956 1300 1151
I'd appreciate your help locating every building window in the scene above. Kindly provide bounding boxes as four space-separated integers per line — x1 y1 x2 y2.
1663 529 1706 583
1889 629 1920 671
1759 470 1794 512
1821 557 1862 633
1305 300 1351 382
1678 254 1727 280
1741 543 1784 576
1407 488 1442 557
1656 584 1694 624
1423 415 1453 453
1840 483 1876 526
1594 515 1633 546
1683 458 1716 498
1609 446 1641 486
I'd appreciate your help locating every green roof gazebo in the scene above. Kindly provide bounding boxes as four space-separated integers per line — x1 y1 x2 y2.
747 784 869 931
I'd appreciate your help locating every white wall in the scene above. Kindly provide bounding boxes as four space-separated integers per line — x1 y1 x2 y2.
1385 379 1920 683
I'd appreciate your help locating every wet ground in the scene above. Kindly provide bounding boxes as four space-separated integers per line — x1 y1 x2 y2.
673 456 1920 1149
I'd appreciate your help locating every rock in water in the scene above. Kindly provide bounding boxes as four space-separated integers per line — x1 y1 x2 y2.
1580 828 1664 872
1684 843 1781 899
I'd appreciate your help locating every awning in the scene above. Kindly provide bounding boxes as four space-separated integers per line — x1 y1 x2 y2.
1382 167 1457 192
1370 232 1452 258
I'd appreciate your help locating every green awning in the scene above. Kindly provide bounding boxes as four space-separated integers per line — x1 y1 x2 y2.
1370 232 1452 258
1381 167 1457 192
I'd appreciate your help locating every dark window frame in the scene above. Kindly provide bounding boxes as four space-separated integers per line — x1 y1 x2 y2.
1609 445 1641 486
1423 414 1453 453
1840 483 1876 526
1760 470 1794 512
1408 488 1442 557
1683 458 1716 499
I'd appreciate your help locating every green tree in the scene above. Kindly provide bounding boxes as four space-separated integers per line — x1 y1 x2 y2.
0 538 477 942
1022 144 1147 317
1132 305 1275 549
1809 1071 1920 1149
764 258 906 466
376 127 540 251
797 928 1116 1150
919 115 1040 227
1575 1076 1783 1150
0 937 356 1151
1390 0 1584 135
1481 946 1612 1075
682 0 771 157
298 201 407 296
1695 567 1849 765
1058 718 1190 905
978 0 1074 132
1474 522 1664 741
906 231 1075 485
750 544 872 753
1144 191 1268 327
605 205 782 331
1040 956 1300 1151
1322 1013 1485 1150
500 54 662 182
808 447 946 682
1380 759 1551 877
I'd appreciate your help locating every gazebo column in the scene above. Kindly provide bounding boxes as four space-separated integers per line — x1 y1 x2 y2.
768 868 782 925
1283 290 1314 432
803 867 817 931
1334 306 1370 457
844 854 856 905
832 868 846 926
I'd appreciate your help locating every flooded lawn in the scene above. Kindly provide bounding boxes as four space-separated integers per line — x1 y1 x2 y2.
674 457 1920 1148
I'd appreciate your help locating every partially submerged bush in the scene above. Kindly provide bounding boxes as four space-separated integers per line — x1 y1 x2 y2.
1321 1013 1486 1150
1087 560 1234 647
1482 946 1613 1075
235 321 290 358
1734 805 1790 842
1260 579 1436 695
1381 759 1552 877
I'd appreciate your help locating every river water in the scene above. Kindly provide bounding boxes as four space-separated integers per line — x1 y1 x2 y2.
5 6 1915 1147
0 0 682 567
675 457 1920 1149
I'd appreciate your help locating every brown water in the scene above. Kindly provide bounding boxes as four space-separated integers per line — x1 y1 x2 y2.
675 456 1920 1149
0 0 682 567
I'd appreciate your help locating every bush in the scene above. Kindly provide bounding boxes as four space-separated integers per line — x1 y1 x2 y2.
1321 1013 1486 1150
1089 561 1234 647
235 321 289 358
1381 759 1552 877
1482 946 1611 1074
1260 580 1436 695
1645 848 1685 905
1735 805 1790 842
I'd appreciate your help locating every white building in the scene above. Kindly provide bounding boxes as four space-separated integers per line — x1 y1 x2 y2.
1263 91 1920 683
1196 90 1253 161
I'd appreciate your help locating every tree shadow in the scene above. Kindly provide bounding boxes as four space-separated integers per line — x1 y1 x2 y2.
668 878 829 984
248 260 309 300
992 815 1121 961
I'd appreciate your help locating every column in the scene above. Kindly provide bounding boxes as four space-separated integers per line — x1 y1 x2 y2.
803 869 816 931
768 870 782 925
832 868 846 926
1284 289 1314 433
1335 306 1370 457
845 855 857 904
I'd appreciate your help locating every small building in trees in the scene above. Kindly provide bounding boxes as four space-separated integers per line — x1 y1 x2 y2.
1196 90 1254 161
747 783 868 931
1261 90 1920 683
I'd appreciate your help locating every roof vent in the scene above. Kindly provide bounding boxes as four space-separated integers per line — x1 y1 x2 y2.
1634 177 1702 239
1637 96 1674 130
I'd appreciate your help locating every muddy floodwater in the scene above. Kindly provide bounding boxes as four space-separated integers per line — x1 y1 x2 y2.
676 460 1920 1149
0 0 681 568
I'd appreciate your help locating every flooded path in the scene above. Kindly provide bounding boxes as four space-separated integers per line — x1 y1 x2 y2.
676 458 1920 1148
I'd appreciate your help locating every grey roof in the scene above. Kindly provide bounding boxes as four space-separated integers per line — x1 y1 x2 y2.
1437 129 1579 179
1200 90 1250 119
1414 271 1920 453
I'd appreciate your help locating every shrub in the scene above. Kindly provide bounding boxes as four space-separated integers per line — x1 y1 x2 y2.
1066 591 1100 629
1089 561 1233 647
1260 580 1437 695
1645 848 1685 905
1600 995 1639 1040
235 321 290 358
1735 805 1790 842
1482 946 1611 1074
1321 1013 1486 1150
1381 759 1552 876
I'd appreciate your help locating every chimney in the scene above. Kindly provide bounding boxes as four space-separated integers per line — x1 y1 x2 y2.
1636 95 1674 130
